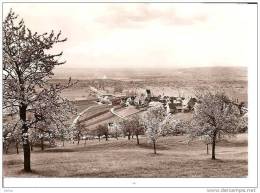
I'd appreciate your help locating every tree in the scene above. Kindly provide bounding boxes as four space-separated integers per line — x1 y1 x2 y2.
28 127 38 151
108 122 121 140
82 129 90 147
188 91 240 160
160 114 188 137
57 124 70 147
198 135 212 155
3 118 22 154
237 113 248 133
3 10 75 172
73 121 85 145
118 119 132 140
142 105 167 154
128 115 144 145
95 124 109 141
94 126 102 141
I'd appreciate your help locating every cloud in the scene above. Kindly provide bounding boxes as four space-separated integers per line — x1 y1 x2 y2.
96 4 208 28
3 3 256 69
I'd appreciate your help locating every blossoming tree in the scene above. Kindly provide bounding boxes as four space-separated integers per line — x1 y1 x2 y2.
189 91 240 160
3 10 75 172
142 105 167 154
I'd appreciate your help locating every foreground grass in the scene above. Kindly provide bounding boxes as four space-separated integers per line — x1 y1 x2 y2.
3 134 247 177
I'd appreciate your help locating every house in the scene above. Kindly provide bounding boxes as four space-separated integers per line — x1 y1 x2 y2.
134 94 146 106
176 106 183 113
111 97 122 106
146 89 151 100
166 102 177 114
107 122 114 129
125 96 135 106
183 97 197 111
173 97 182 106
170 97 177 103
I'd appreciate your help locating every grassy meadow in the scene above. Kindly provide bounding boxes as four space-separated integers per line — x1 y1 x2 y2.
3 134 247 178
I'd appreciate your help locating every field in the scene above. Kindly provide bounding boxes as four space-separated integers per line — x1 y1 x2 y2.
3 134 247 178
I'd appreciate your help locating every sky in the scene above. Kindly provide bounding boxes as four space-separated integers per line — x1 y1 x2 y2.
3 3 257 69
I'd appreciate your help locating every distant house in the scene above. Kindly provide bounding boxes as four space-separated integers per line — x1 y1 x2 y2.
126 97 135 106
146 89 151 100
183 97 197 111
134 95 146 106
120 96 128 103
111 98 122 106
176 106 183 113
166 102 177 114
170 97 177 102
107 122 114 129
173 98 182 106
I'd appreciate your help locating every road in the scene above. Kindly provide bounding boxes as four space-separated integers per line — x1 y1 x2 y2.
71 104 143 130
70 104 106 128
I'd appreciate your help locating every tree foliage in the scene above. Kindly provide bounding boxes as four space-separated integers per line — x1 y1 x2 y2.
3 9 76 171
141 105 167 154
188 91 241 159
118 119 132 140
94 124 109 141
117 115 144 144
160 114 188 136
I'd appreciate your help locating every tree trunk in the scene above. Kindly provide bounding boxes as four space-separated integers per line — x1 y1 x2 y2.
136 134 139 145
128 133 131 140
30 143 33 151
23 142 31 172
212 132 217 160
153 141 156 154
105 134 108 141
20 104 31 172
77 134 80 145
3 143 6 154
16 142 19 154
5 145 8 154
41 137 44 151
206 144 209 155
98 136 100 141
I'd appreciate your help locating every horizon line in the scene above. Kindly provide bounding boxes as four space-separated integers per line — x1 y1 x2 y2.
55 66 248 70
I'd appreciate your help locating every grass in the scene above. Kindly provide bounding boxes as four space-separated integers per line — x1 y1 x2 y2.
3 134 247 178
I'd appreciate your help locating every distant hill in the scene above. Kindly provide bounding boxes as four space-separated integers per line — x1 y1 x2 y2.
53 67 247 82
171 67 247 81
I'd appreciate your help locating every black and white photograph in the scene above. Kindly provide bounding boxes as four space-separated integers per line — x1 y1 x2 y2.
0 1 258 192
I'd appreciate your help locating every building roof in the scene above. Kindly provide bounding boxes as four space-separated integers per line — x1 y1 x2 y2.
168 103 176 109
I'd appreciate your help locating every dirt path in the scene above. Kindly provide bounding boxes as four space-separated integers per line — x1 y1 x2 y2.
70 104 106 128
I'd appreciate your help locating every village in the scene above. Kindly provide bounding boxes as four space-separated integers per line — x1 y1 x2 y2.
92 86 197 114
76 86 248 141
